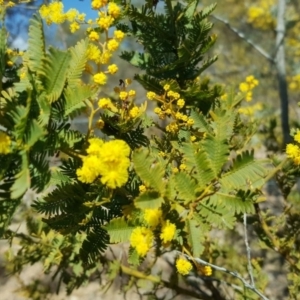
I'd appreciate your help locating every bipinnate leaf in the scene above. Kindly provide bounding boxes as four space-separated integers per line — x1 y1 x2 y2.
132 148 165 193
190 109 210 132
27 14 45 74
209 192 255 215
27 119 45 148
186 219 204 257
105 218 135 243
11 153 30 199
64 85 95 119
201 136 229 177
220 150 268 190
134 190 164 209
173 172 197 204
181 142 215 188
67 38 89 88
41 47 71 103
198 198 236 229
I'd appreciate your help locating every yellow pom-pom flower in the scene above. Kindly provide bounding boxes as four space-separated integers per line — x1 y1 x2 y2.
93 72 107 85
130 227 154 257
160 220 176 243
107 64 118 74
176 257 193 275
144 209 162 227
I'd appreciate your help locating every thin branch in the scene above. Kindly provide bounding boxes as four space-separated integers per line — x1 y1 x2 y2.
244 213 255 287
210 14 274 63
178 252 269 300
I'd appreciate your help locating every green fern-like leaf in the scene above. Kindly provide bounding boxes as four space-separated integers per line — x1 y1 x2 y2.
27 14 45 74
186 219 205 257
134 190 164 209
67 38 89 88
190 109 211 133
198 199 236 229
64 85 94 119
201 136 229 177
40 47 71 103
220 150 268 190
132 148 166 193
10 152 30 199
172 172 197 204
105 218 135 243
209 191 255 215
80 227 109 262
181 142 215 188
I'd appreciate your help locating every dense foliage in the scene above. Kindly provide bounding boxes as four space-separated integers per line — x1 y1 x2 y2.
1 0 300 299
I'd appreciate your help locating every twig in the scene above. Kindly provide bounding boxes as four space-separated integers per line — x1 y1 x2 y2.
244 213 255 287
178 251 269 300
210 14 274 63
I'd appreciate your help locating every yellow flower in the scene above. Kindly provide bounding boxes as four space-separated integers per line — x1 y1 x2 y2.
93 72 107 85
176 257 193 275
119 91 128 101
160 220 176 243
98 97 112 109
0 131 11 154
86 138 104 155
100 51 112 64
203 265 212 276
70 22 80 33
107 39 119 52
190 135 196 142
286 143 300 159
239 82 249 93
139 185 146 192
114 30 125 41
177 98 185 108
86 44 101 63
130 227 154 257
108 2 121 19
154 107 162 114
163 84 170 91
147 91 156 100
107 64 118 74
144 209 162 227
187 118 194 126
88 30 99 41
91 0 108 10
128 90 136 97
77 139 131 189
65 8 78 22
129 106 140 118
97 15 114 30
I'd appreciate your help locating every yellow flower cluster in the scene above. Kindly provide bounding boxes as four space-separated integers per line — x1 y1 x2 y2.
130 227 154 257
39 2 85 28
247 0 276 30
129 208 177 257
76 138 131 189
144 208 162 227
176 257 193 275
0 131 11 154
286 130 300 165
239 75 259 102
147 86 194 133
